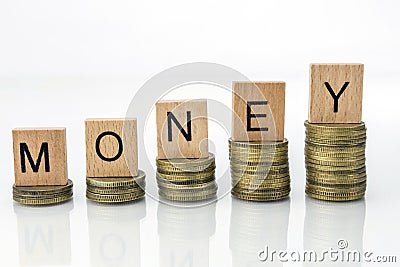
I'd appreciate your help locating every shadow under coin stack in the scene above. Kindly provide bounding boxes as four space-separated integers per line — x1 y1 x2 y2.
156 153 218 201
229 139 290 201
13 180 73 205
305 122 367 201
86 170 146 203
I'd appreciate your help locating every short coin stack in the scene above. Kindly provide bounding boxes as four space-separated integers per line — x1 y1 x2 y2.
86 170 146 203
156 153 217 201
229 138 291 201
304 121 367 201
13 180 73 205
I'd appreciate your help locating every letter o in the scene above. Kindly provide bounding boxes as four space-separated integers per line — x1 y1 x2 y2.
95 131 123 162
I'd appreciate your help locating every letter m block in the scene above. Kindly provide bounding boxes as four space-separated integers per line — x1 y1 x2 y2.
12 128 68 186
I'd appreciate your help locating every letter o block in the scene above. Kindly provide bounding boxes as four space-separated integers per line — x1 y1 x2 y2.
12 128 68 186
232 82 286 141
85 119 138 178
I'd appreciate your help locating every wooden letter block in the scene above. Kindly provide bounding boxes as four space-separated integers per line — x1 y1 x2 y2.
13 128 68 186
85 119 138 178
309 64 364 123
156 100 208 159
232 82 286 141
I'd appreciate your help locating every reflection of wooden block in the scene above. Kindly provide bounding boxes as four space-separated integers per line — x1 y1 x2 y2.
13 128 68 186
156 100 208 159
232 82 286 141
309 64 364 123
85 119 138 177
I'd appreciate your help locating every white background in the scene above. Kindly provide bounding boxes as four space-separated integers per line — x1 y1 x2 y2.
0 0 399 266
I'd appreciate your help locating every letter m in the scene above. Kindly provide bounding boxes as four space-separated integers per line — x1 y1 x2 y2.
20 143 50 173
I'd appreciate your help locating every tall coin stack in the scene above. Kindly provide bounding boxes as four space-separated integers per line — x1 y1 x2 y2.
156 153 218 201
13 180 73 205
229 139 291 201
305 121 367 201
86 170 146 203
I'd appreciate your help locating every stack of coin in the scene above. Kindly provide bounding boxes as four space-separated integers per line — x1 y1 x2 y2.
304 121 367 201
229 138 291 201
156 153 217 201
13 180 73 205
86 170 146 203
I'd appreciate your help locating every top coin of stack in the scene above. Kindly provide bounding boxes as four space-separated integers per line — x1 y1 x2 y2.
156 153 218 201
229 139 291 201
304 121 367 201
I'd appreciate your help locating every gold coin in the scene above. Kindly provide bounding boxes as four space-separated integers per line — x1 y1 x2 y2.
229 138 288 149
86 190 145 203
86 185 145 195
305 184 366 194
86 170 146 188
304 121 366 131
13 192 73 205
156 153 215 168
306 179 366 188
231 190 289 201
156 171 215 181
159 191 217 202
157 164 215 175
306 190 365 202
13 180 73 196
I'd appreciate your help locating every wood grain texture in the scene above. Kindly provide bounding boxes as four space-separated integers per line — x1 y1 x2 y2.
156 100 208 159
85 119 138 177
309 64 364 123
232 82 285 141
13 128 68 186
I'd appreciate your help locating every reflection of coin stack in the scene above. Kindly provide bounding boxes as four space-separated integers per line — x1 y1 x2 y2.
304 197 365 267
14 201 73 265
156 153 218 201
229 139 291 201
157 202 216 267
87 200 146 267
305 122 367 201
230 198 290 267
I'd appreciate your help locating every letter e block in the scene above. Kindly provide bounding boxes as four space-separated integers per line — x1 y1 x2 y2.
12 128 68 186
85 119 138 178
156 100 208 159
232 82 286 141
309 64 364 123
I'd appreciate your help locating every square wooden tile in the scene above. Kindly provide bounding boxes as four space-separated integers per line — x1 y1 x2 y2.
156 100 208 159
232 82 286 141
13 128 68 186
309 64 364 123
85 119 138 177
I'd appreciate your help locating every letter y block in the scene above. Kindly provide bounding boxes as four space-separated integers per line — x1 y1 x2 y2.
309 64 364 123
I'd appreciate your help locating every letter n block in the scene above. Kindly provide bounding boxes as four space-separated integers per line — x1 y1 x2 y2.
156 100 208 159
85 119 138 178
12 128 68 186
232 82 286 141
309 64 364 123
